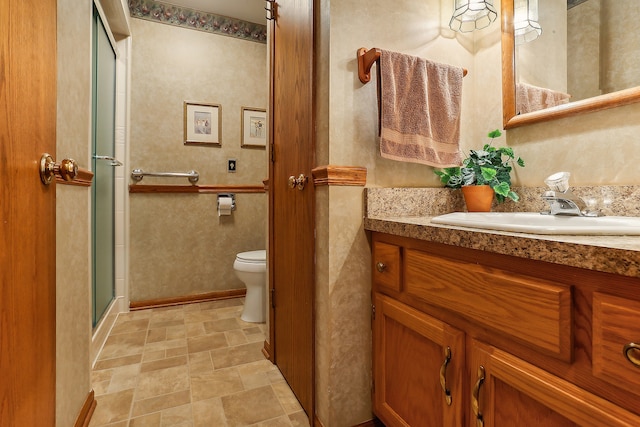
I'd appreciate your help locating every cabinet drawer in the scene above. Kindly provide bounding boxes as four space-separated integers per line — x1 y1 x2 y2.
404 249 572 361
373 242 401 293
593 292 640 392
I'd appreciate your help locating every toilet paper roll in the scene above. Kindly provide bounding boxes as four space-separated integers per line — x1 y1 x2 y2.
218 196 233 216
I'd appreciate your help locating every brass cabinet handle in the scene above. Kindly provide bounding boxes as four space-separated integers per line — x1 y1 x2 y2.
472 366 485 427
439 346 452 405
624 343 640 367
39 153 78 185
375 262 386 273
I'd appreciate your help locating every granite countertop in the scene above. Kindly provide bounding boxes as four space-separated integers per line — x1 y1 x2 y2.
364 215 640 279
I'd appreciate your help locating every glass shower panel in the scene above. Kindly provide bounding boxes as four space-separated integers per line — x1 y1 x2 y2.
92 6 116 327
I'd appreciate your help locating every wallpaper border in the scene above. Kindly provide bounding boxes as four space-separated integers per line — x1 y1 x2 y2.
128 0 267 43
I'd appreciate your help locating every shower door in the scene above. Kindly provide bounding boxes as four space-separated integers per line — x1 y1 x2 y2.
92 6 117 326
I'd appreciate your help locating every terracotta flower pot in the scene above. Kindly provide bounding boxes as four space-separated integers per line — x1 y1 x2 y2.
461 185 494 212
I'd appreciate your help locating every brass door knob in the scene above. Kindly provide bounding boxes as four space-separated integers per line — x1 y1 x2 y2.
40 153 78 185
288 174 308 190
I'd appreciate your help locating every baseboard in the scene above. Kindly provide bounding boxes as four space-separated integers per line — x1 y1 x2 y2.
262 340 273 361
74 390 96 427
353 418 384 427
313 415 383 427
129 289 246 311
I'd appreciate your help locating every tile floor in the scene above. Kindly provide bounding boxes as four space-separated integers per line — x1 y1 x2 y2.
89 298 309 426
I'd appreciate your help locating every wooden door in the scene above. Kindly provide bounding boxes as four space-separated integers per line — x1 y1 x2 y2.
469 339 640 427
0 0 57 424
269 0 315 419
373 293 465 427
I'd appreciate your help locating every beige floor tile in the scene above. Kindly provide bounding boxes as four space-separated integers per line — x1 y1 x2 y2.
192 397 228 427
131 389 191 417
221 385 285 426
143 349 166 362
146 327 167 343
88 388 135 426
166 346 188 357
94 353 143 370
203 317 242 333
129 412 161 426
188 351 214 375
211 341 265 369
191 367 245 402
107 364 141 394
237 360 277 390
93 379 112 397
99 331 147 360
144 337 188 353
288 411 310 426
160 403 193 426
111 318 150 335
91 299 304 427
256 415 294 426
95 422 129 427
184 310 218 324
215 306 244 320
187 333 228 353
271 381 304 414
166 324 186 340
136 365 191 400
185 322 207 338
140 355 187 373
224 329 248 346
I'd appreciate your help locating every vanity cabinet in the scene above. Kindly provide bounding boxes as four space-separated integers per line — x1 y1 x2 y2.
371 232 640 427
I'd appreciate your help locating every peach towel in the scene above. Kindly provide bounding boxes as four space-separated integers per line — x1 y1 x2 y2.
378 50 464 167
516 82 571 114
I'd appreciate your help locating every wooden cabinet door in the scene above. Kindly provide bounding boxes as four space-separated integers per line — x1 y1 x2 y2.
373 293 465 427
469 340 640 427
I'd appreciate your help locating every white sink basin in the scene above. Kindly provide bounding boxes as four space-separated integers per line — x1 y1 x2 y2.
431 212 640 235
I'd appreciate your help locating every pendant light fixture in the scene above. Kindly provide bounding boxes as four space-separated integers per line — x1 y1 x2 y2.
449 0 497 33
514 0 542 44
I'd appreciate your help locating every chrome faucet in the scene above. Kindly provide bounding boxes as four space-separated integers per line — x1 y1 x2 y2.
541 172 601 217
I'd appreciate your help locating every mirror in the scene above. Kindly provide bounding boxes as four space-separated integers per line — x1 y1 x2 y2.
502 0 640 129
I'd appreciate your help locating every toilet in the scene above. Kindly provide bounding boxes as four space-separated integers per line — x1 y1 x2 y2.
233 250 266 323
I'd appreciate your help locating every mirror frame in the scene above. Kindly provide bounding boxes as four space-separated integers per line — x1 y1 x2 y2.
501 0 640 129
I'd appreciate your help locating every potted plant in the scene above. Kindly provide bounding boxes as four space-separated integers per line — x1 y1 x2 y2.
434 129 525 211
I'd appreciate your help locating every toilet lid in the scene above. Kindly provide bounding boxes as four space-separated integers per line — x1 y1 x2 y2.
237 250 266 263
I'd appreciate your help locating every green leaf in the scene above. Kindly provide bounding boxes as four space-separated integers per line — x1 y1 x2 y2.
517 157 525 167
492 182 510 197
488 129 502 139
480 167 497 181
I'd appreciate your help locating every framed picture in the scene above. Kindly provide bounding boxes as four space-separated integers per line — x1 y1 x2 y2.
184 101 221 146
241 107 267 148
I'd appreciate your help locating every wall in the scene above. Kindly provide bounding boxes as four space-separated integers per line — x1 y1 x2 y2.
316 0 640 425
128 18 268 301
316 0 474 425
56 0 93 425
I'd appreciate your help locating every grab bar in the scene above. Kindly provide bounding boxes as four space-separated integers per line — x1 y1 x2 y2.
94 155 123 166
131 169 199 184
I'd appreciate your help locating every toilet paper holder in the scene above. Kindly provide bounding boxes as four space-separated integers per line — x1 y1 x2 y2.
217 193 236 211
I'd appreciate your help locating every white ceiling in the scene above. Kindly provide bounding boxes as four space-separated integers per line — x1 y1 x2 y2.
165 0 266 24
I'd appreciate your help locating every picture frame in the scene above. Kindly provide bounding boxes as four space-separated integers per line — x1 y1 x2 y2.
241 107 267 148
184 101 221 146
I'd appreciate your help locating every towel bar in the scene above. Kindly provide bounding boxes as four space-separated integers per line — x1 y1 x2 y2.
357 47 468 84
131 169 199 184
